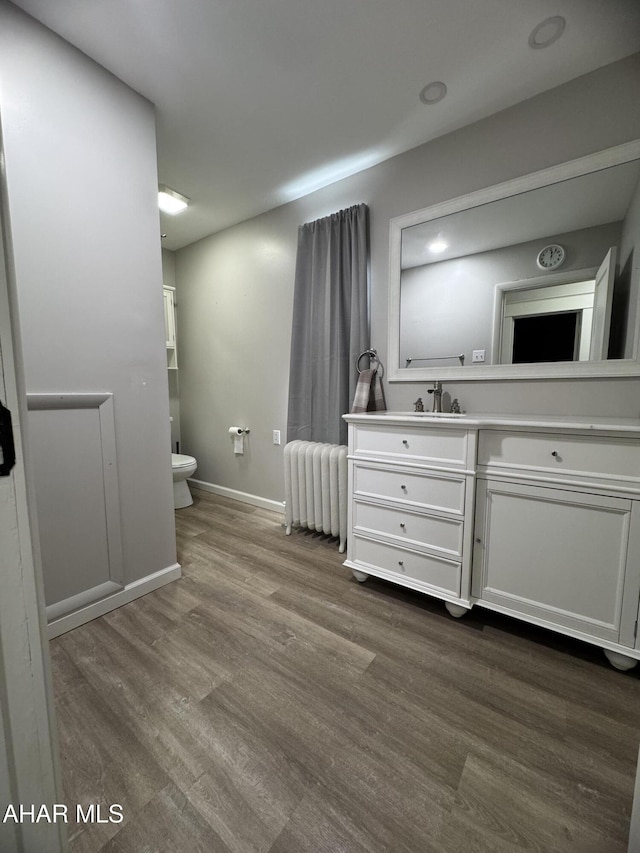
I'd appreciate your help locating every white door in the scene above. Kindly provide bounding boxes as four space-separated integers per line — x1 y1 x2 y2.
589 247 617 360
0 188 66 850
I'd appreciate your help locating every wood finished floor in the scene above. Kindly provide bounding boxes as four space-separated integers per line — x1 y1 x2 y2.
50 488 640 853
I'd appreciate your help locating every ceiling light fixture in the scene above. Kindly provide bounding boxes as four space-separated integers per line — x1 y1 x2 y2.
528 16 566 50
428 238 448 254
419 81 447 105
158 185 190 215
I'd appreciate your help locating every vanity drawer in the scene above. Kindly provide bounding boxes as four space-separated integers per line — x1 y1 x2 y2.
352 536 461 596
478 430 640 482
353 463 465 515
353 501 463 558
353 424 469 468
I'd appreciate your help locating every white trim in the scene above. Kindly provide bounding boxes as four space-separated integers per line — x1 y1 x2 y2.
47 563 182 639
190 479 285 514
388 138 640 382
45 580 123 622
0 128 66 849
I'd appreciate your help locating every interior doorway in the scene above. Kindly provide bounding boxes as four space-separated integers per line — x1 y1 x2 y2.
512 311 579 363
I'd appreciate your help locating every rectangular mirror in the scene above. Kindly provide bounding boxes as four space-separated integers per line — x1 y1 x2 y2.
388 140 640 381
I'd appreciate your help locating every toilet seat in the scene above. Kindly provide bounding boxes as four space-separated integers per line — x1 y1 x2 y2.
172 453 196 469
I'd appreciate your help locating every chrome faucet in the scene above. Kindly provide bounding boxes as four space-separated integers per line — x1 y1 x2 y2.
428 381 443 413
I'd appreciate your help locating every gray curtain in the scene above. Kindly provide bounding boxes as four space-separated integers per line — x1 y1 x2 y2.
287 203 369 446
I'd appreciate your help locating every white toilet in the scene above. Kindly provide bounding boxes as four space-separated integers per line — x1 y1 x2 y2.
171 453 197 509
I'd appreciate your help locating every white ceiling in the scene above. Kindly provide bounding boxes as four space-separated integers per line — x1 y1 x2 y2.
10 0 640 250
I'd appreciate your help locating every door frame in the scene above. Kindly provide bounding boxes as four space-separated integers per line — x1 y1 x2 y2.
491 266 598 365
0 122 66 852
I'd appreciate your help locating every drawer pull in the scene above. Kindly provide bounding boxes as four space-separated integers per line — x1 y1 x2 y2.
402 439 409 447
398 560 405 570
400 484 407 490
399 522 406 529
551 451 558 457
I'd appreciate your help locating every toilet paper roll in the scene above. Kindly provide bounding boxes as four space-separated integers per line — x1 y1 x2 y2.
229 426 244 455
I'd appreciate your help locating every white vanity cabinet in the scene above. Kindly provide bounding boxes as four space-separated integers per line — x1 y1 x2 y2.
343 413 640 669
344 417 476 614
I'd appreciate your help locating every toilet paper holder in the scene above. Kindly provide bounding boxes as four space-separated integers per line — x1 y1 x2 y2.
228 426 250 435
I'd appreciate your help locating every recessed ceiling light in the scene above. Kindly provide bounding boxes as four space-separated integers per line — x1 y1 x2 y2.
528 16 566 50
428 238 448 254
419 81 447 105
158 185 189 215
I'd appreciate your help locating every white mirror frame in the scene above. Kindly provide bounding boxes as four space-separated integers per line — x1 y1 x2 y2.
388 139 640 382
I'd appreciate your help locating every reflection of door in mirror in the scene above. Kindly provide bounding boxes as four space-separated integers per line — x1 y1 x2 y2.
495 247 617 364
590 247 616 360
498 277 596 364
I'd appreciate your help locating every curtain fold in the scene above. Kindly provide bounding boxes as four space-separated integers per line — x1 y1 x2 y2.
287 203 369 446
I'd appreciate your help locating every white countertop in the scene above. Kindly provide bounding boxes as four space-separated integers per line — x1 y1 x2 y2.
343 411 640 436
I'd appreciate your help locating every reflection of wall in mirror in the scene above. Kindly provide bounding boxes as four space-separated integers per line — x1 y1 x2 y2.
614 172 640 358
400 221 622 367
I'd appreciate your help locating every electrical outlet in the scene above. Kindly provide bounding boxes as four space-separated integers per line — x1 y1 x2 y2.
472 349 486 363
273 430 281 445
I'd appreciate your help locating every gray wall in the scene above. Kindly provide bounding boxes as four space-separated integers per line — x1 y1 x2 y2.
0 4 176 591
401 221 623 366
176 53 640 506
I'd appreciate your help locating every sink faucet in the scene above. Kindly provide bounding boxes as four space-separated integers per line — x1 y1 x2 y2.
428 381 443 413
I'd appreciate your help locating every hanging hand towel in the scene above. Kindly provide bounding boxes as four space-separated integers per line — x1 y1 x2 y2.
351 368 386 413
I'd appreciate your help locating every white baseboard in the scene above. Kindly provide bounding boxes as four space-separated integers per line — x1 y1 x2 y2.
189 478 285 514
47 562 182 639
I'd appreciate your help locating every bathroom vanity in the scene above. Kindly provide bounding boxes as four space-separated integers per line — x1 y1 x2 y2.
343 411 640 670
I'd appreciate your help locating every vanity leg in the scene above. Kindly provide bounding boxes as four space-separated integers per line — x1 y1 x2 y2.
603 650 638 672
445 602 468 619
352 569 369 583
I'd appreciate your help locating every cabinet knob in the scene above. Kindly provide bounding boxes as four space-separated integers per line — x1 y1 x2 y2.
400 522 406 529
475 537 482 544
398 560 404 569
400 484 407 490
551 451 558 457
402 439 409 446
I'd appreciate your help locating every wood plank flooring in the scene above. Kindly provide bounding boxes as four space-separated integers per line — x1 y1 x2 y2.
50 488 640 852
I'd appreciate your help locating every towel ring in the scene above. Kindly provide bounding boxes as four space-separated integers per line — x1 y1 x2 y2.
356 348 381 375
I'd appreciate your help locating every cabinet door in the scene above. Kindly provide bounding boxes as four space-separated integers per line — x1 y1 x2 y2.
473 479 632 642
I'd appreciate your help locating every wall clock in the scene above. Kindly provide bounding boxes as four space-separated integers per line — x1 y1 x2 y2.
536 243 565 270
